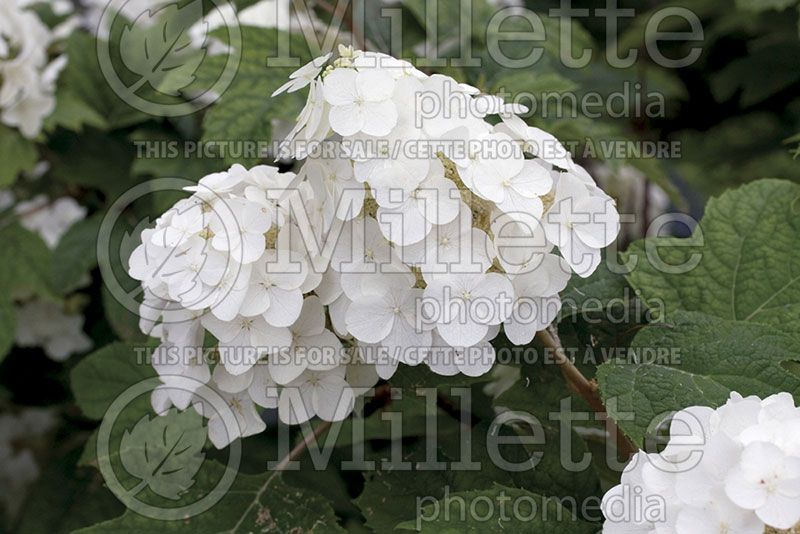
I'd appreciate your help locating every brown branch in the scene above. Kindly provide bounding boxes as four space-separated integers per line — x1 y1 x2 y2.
345 2 366 51
315 0 336 15
536 328 638 460
273 419 333 472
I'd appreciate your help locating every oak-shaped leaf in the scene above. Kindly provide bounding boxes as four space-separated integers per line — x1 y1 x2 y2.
623 178 800 334
597 310 800 445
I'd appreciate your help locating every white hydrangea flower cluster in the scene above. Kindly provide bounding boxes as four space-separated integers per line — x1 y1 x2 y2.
0 0 67 138
129 47 620 448
602 392 800 533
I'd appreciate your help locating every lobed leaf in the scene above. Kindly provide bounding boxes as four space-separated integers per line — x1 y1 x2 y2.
597 310 800 445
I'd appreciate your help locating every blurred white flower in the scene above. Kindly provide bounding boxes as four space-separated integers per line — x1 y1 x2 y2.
15 299 92 361
16 195 87 248
0 409 56 520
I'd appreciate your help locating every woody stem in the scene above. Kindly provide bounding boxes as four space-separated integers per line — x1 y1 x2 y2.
536 328 638 460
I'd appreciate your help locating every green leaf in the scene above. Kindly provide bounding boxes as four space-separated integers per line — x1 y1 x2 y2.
70 342 155 420
395 484 597 533
710 43 800 106
624 178 800 334
72 340 162 469
44 90 108 133
488 347 602 500
355 444 455 532
0 299 15 363
403 0 595 64
75 462 345 533
617 0 726 53
97 216 150 342
119 409 207 500
200 87 285 167
597 311 800 445
451 421 600 505
347 356 600 530
51 216 102 294
129 128 223 182
14 443 125 533
102 285 149 342
0 125 38 187
402 0 498 50
60 31 149 130
346 372 486 531
322 394 462 448
672 111 798 195
354 419 600 530
0 223 55 299
49 129 136 195
558 260 631 322
490 71 577 98
191 27 311 166
321 366 487 446
735 0 798 11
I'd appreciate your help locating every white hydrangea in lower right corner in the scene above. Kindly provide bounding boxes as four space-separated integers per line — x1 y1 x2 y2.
602 392 800 534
